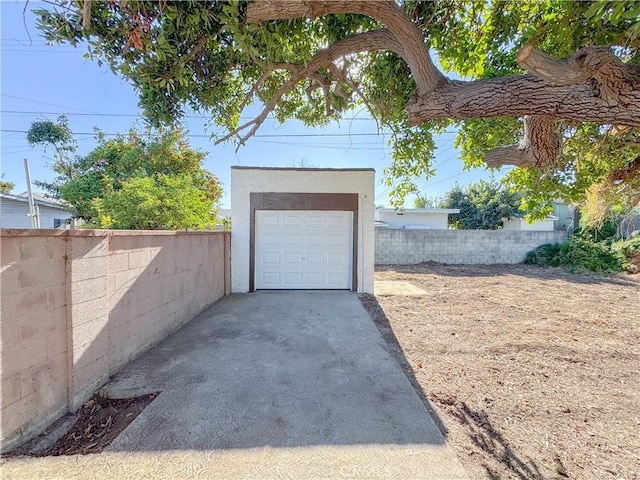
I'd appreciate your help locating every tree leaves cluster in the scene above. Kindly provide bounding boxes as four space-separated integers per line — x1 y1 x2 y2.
430 179 523 230
27 118 222 230
33 1 640 225
0 175 15 194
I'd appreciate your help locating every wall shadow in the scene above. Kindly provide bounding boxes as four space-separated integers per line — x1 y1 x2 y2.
358 293 449 438
358 293 564 480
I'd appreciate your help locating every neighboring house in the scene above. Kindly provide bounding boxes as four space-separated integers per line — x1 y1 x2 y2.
0 192 73 229
231 167 375 293
375 208 460 229
552 200 575 231
217 208 231 221
502 215 558 231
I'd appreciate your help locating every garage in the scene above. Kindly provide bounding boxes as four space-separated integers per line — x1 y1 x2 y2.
231 167 375 293
255 210 353 289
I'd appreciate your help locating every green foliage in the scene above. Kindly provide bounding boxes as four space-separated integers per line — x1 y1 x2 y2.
525 239 624 274
576 218 620 243
413 193 441 209
611 235 640 273
33 1 640 218
27 116 80 195
27 119 222 229
438 179 523 229
94 175 216 230
0 175 14 194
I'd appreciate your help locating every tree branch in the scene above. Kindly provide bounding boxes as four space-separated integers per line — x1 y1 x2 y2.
485 116 562 168
215 29 403 146
518 44 639 98
407 74 640 127
245 0 445 93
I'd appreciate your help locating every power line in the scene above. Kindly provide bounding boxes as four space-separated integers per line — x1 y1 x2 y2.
1 94 100 114
0 128 391 139
0 109 392 123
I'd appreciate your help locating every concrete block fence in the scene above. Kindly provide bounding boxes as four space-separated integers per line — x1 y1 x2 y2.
0 229 230 452
375 228 568 265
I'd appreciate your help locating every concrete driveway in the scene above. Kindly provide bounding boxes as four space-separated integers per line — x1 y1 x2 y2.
4 292 468 479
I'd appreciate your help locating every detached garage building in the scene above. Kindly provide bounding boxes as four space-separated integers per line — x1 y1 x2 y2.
231 167 375 293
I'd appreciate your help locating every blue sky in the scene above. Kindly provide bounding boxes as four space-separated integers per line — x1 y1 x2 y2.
1 1 506 208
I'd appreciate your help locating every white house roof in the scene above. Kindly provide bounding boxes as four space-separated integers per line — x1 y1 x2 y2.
378 208 460 214
503 215 558 221
1 192 70 210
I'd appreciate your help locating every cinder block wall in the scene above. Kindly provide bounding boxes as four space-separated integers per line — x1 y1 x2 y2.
0 233 69 453
375 228 568 265
0 229 230 452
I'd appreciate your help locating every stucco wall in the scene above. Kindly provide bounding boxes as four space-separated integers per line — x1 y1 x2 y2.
0 229 230 452
377 211 451 229
375 228 568 265
231 167 375 293
502 218 555 231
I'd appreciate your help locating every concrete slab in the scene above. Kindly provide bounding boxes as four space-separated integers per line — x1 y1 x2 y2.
375 280 428 296
2 291 468 479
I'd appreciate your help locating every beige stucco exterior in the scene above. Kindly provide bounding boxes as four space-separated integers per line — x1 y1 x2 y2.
502 217 556 231
376 208 459 229
231 167 375 293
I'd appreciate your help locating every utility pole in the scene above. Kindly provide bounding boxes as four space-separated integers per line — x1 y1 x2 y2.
23 158 40 228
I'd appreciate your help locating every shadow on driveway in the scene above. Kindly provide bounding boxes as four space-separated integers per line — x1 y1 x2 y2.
105 291 450 452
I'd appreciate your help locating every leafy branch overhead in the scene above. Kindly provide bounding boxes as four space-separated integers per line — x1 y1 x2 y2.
35 1 640 221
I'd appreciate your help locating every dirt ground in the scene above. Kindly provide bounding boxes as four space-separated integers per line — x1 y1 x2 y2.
5 393 157 457
361 263 640 480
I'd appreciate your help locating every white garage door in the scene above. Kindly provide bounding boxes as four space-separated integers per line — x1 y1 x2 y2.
255 210 353 289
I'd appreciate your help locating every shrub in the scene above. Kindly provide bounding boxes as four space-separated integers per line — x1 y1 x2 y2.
525 239 624 274
612 235 640 274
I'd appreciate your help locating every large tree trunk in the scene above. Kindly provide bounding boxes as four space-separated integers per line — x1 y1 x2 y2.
245 1 640 169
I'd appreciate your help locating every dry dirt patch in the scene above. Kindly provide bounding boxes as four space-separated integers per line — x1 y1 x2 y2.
361 263 639 480
4 393 158 457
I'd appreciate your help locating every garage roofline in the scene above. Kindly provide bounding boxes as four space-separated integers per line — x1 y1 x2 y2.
231 166 375 172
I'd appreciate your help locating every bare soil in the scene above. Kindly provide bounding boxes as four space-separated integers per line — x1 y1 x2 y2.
5 393 158 457
361 263 640 480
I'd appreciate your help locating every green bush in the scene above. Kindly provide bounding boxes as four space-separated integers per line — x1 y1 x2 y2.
525 239 624 274
612 236 640 274
575 218 620 243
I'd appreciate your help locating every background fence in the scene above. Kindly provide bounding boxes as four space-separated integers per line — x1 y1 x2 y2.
375 228 569 265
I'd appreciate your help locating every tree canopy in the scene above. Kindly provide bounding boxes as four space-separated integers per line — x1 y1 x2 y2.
437 179 523 229
27 119 223 230
35 1 640 223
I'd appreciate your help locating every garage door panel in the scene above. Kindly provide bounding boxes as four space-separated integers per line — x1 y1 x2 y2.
261 233 281 245
284 252 303 264
255 210 352 290
260 213 281 227
283 233 303 245
305 215 324 227
327 214 348 228
261 272 281 286
283 272 303 285
327 253 347 265
262 252 281 264
326 233 348 246
327 272 348 284
283 214 303 227
306 252 324 264
306 233 323 246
